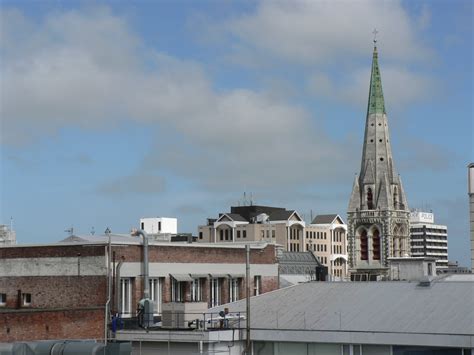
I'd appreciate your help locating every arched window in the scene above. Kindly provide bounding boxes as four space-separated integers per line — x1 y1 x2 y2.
372 229 381 260
393 186 398 209
360 230 368 261
367 188 374 210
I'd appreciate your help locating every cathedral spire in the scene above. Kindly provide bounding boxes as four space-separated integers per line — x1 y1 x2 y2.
367 43 386 115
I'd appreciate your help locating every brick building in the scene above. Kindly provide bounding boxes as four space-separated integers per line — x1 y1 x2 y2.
0 235 278 342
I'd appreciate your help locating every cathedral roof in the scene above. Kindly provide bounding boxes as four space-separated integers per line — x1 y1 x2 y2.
367 45 386 115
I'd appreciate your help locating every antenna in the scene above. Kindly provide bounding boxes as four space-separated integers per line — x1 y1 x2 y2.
10 216 13 232
90 227 95 235
65 226 74 237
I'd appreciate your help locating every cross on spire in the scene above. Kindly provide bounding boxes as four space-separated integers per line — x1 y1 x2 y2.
373 28 379 44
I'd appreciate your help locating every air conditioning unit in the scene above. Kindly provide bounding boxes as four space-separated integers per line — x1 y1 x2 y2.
162 302 208 329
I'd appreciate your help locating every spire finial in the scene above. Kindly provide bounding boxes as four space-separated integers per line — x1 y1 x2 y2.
373 28 378 45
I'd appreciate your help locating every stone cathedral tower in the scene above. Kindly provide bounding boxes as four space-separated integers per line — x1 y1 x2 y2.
347 43 410 280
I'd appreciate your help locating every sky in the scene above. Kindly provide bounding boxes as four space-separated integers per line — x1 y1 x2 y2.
0 0 473 266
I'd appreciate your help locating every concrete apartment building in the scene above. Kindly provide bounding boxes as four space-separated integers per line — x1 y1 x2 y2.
409 210 448 271
198 206 348 280
469 163 474 271
0 235 278 342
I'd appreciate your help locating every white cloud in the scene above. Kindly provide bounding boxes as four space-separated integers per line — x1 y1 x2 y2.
222 0 433 65
1 7 358 191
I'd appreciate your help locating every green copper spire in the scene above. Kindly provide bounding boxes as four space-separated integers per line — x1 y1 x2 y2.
367 45 386 115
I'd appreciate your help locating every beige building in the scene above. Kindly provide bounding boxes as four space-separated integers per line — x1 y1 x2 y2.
198 205 305 251
198 206 348 280
305 215 348 280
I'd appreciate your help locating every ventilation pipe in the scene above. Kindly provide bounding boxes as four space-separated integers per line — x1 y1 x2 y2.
132 230 150 299
131 229 153 328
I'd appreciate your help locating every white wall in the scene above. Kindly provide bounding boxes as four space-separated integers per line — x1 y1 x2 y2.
140 217 177 234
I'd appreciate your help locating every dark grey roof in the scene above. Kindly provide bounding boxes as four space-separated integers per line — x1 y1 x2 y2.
278 251 323 275
230 205 290 222
311 214 340 224
268 210 295 221
226 213 248 222
212 281 474 337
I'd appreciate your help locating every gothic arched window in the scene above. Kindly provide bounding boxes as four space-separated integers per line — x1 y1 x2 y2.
360 230 368 261
393 186 398 209
372 229 381 260
367 188 374 210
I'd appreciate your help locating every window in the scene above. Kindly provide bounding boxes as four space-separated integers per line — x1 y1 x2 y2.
199 232 203 240
210 278 221 307
141 222 144 230
191 278 202 302
229 278 240 302
428 263 433 276
171 278 185 302
225 229 229 240
367 188 374 209
220 229 224 241
120 278 132 317
243 230 247 238
158 221 161 231
149 278 162 314
360 230 368 260
237 230 241 238
0 293 6 307
22 293 31 306
372 230 381 260
254 276 262 296
272 230 275 238
261 230 265 238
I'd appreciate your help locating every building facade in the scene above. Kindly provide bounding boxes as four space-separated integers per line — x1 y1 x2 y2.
198 206 347 280
0 236 278 342
139 217 177 235
469 163 474 271
198 205 306 250
0 224 16 245
409 210 448 271
305 215 348 280
347 44 410 280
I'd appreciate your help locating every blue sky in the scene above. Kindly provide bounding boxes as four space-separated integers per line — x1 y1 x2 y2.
1 0 472 266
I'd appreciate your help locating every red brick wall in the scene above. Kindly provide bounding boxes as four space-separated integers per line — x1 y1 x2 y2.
0 308 104 342
110 244 277 265
261 276 278 295
0 245 105 259
1 276 106 309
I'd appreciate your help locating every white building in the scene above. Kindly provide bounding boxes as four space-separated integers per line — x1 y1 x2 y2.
469 163 474 271
0 224 16 245
409 211 448 271
139 217 177 235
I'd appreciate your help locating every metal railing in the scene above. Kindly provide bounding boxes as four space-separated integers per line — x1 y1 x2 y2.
113 311 246 331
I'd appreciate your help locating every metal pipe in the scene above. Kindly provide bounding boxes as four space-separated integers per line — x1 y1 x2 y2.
133 230 150 299
115 256 125 314
105 231 112 345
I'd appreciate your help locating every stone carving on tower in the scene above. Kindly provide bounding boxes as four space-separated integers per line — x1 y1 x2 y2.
347 40 410 280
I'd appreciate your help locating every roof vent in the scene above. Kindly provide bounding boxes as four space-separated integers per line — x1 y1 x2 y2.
417 276 432 287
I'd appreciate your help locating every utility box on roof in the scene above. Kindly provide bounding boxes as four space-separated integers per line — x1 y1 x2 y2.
139 217 177 235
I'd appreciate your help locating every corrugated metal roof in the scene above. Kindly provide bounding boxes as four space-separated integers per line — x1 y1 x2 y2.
211 281 474 335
